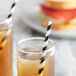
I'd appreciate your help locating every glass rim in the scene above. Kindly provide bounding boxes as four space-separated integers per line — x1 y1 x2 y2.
0 17 12 24
17 37 55 54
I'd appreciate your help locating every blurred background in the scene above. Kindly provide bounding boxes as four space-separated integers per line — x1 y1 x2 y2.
0 0 76 76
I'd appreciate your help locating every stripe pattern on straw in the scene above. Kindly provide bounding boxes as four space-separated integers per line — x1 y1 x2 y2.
7 0 18 19
1 0 18 25
38 21 52 74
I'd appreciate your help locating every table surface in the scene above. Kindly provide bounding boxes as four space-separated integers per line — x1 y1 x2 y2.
0 0 76 76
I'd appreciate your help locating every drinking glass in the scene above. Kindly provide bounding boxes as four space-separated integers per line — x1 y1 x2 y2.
17 37 55 76
0 15 13 76
0 0 14 76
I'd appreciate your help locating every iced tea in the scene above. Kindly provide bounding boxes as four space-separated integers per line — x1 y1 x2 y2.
17 37 55 76
0 27 13 76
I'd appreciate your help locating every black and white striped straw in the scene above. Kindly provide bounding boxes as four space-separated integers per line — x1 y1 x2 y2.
2 0 18 24
7 0 18 19
38 21 52 74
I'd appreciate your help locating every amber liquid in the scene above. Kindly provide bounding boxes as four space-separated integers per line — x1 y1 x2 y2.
17 49 55 76
0 28 13 76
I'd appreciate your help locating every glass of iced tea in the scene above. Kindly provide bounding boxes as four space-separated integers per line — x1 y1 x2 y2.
17 37 55 76
0 13 13 76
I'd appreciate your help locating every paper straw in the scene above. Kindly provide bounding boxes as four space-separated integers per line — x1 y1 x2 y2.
7 0 18 19
0 0 18 25
38 21 52 74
